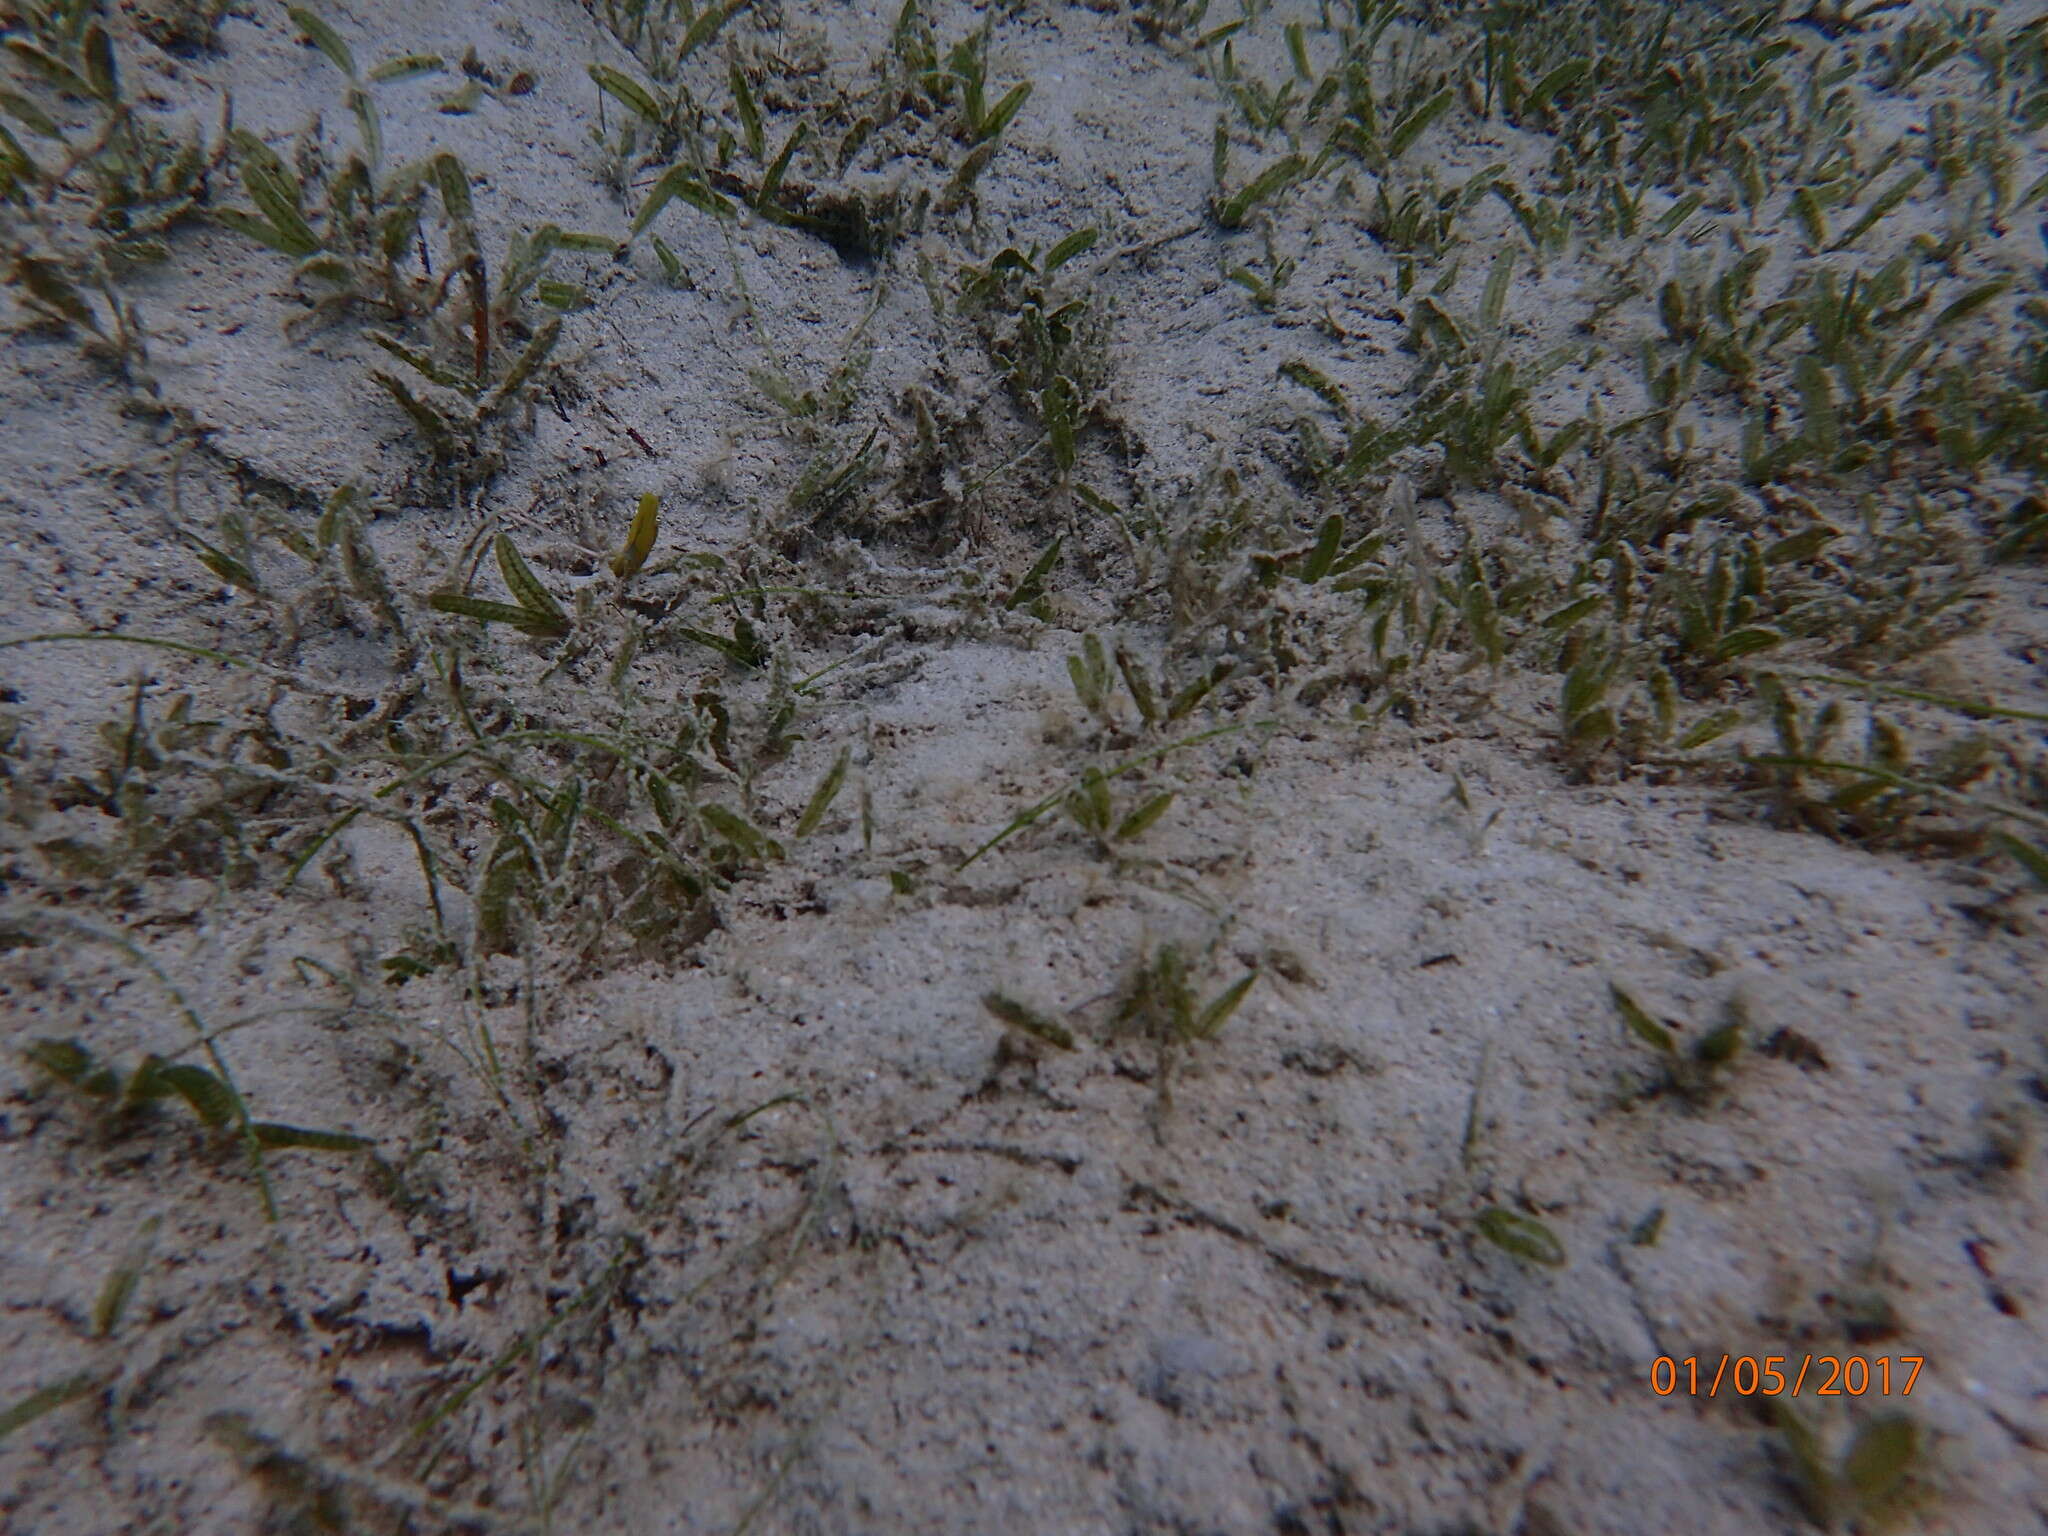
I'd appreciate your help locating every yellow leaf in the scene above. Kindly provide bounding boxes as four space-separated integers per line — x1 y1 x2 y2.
611 491 660 579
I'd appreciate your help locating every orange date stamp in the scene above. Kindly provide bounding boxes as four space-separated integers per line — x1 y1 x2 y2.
1650 1355 1923 1398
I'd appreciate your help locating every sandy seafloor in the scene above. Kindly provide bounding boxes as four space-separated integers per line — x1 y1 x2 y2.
3 1 2046 1532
